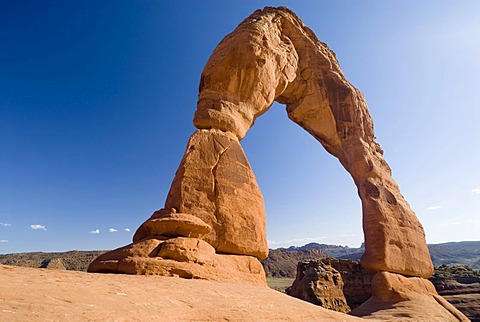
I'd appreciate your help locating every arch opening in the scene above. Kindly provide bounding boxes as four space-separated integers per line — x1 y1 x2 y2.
241 101 363 249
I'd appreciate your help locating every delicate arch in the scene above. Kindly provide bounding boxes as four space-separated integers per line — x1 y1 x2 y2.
89 6 433 282
192 7 433 278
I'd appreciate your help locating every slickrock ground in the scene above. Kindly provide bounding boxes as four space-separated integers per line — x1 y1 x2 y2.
0 264 364 321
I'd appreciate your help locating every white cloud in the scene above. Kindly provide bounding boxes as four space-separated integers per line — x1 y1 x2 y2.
124 228 131 232
451 220 473 225
0 240 8 243
340 234 356 237
30 224 46 231
437 220 472 227
89 229 100 234
268 236 328 246
108 228 118 233
0 222 11 227
472 186 480 194
427 206 441 210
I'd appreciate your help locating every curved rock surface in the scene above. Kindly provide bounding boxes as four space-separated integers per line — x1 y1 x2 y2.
1 265 364 322
351 272 469 321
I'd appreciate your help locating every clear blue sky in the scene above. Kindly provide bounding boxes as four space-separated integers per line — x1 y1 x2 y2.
1 1 479 253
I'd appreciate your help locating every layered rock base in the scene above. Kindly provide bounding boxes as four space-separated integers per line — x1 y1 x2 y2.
351 272 469 321
88 236 265 285
89 212 266 285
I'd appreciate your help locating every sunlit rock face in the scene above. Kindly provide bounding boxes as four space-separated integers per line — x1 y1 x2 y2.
193 6 434 279
89 8 468 319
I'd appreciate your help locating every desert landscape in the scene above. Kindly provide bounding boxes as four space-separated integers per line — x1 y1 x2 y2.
2 2 479 321
1 242 479 320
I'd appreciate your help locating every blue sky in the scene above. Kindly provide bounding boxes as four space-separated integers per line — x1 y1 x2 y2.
1 1 479 253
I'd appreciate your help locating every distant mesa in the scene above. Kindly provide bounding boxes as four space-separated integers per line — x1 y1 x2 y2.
88 6 467 320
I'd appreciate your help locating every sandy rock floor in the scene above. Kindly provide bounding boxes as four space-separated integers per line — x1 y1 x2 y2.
0 264 363 321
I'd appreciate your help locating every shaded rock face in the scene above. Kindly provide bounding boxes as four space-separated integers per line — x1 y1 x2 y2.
134 129 268 259
262 248 327 278
90 9 450 318
42 258 66 270
321 258 372 309
286 260 350 313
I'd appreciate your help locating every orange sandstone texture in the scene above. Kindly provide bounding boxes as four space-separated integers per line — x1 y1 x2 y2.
0 265 365 322
143 129 268 259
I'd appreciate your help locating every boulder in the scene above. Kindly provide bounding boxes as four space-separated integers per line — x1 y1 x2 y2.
286 260 350 313
321 258 372 309
43 258 66 270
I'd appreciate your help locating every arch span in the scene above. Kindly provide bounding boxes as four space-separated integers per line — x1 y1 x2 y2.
89 7 432 281
193 6 433 279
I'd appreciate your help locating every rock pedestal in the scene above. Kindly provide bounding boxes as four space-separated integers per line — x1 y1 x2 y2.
89 128 268 285
88 212 266 285
134 129 268 259
89 6 467 319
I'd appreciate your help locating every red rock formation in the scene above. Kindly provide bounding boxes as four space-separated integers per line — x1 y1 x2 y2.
286 260 350 313
321 258 372 309
193 6 433 279
89 7 468 319
351 272 469 321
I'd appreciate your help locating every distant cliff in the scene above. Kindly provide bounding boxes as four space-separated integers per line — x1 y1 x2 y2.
262 241 479 278
1 241 478 275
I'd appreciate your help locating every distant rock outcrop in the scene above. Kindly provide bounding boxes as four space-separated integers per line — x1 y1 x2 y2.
286 260 350 313
42 258 66 270
263 241 480 275
262 248 326 277
0 251 105 271
430 265 480 321
287 258 476 320
321 258 372 310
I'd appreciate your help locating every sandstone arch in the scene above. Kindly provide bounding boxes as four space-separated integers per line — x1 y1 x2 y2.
89 8 470 319
192 7 434 279
89 5 433 281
